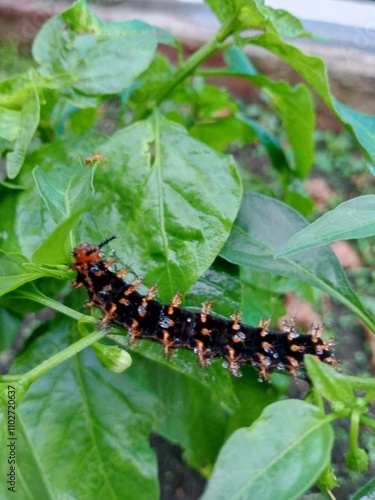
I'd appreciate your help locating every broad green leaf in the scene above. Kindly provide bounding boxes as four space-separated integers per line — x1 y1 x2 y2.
32 212 82 265
0 71 40 109
0 107 19 142
4 85 40 179
0 253 47 296
0 317 160 500
192 83 238 119
93 113 242 301
226 364 281 435
206 0 312 38
259 7 313 38
0 308 22 351
2 295 270 488
126 342 278 469
262 82 314 178
240 267 286 326
239 3 312 38
0 131 102 258
202 399 333 500
305 356 355 406
190 115 255 152
63 0 171 49
0 133 105 258
0 178 55 258
219 67 314 176
32 3 157 100
224 46 313 177
333 99 375 169
249 33 375 166
61 0 102 33
185 258 241 318
33 163 94 224
250 33 333 107
220 193 375 332
277 195 375 256
204 0 246 24
129 54 174 108
126 342 234 469
186 82 257 152
225 45 258 75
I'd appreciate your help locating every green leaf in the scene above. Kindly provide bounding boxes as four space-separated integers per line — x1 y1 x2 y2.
0 297 273 490
221 57 315 177
202 400 334 500
4 85 40 179
225 45 258 75
33 163 94 224
240 267 286 326
0 107 19 142
129 54 174 108
333 99 375 169
0 131 106 258
206 0 312 38
250 33 333 107
262 82 314 178
220 192 375 332
190 115 255 152
181 82 256 152
205 0 245 24
260 7 313 38
94 113 242 301
277 195 375 256
73 27 157 96
239 3 312 38
126 342 234 469
305 356 355 406
60 0 102 33
185 259 241 317
248 33 375 166
0 253 47 297
32 212 82 265
32 4 157 100
0 308 22 351
0 317 160 499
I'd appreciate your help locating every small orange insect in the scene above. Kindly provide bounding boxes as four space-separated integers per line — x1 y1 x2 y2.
85 153 105 166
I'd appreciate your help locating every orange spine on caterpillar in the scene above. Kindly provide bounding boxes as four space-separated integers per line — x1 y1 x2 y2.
70 237 337 379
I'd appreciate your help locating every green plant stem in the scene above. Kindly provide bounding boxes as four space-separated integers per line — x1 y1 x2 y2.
14 287 85 321
133 14 238 121
360 415 375 430
345 375 375 391
18 330 107 388
349 408 362 454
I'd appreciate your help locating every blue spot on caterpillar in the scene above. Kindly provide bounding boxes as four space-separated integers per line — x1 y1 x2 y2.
70 237 337 379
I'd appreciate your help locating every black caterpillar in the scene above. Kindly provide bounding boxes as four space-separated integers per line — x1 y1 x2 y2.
70 237 336 379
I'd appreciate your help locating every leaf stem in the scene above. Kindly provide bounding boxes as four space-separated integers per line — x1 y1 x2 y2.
360 415 375 430
133 14 238 121
18 329 107 388
13 287 85 321
345 375 375 391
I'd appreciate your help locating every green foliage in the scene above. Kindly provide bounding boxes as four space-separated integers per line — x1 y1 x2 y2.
202 400 334 500
0 0 374 498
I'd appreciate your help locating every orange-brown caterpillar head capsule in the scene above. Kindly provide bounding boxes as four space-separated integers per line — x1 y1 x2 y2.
72 236 116 265
72 243 102 265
